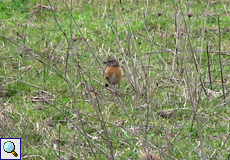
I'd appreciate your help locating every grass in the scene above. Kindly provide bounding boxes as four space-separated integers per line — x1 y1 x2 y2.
1 0 230 159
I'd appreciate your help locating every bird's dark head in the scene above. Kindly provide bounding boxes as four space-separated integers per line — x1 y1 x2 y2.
103 58 120 67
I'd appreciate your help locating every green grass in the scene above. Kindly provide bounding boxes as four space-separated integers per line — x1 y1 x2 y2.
1 0 230 159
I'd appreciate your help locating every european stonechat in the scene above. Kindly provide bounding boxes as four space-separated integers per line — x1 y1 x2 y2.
103 58 122 87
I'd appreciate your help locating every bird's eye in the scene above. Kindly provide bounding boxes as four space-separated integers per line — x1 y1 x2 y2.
108 60 110 62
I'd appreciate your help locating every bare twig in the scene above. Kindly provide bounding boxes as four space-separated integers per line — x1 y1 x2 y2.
217 15 226 104
206 42 212 89
178 1 209 159
81 70 115 160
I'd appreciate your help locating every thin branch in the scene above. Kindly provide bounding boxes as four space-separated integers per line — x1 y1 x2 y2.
218 14 226 104
206 42 212 89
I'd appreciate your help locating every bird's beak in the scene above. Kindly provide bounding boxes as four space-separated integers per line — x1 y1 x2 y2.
103 61 107 64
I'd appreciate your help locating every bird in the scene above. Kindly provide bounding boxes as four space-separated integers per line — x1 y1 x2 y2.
103 58 122 87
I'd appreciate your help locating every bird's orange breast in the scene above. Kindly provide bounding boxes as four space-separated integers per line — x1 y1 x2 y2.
105 67 122 85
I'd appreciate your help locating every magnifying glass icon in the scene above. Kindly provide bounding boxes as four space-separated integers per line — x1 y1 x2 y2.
3 141 18 157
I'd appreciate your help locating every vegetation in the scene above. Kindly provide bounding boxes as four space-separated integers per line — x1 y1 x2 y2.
1 0 230 159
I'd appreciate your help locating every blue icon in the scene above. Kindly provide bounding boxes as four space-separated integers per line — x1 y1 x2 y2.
3 141 18 157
